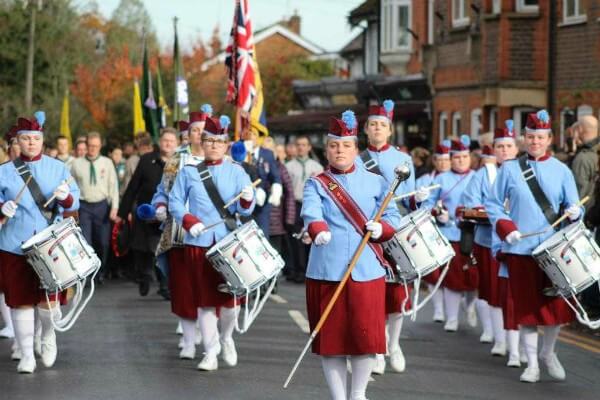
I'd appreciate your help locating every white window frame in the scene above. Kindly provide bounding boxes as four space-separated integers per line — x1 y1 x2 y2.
427 0 435 45
489 107 498 132
439 112 448 143
452 112 462 136
470 108 483 139
452 0 470 27
563 0 586 24
516 0 539 13
492 0 501 14
512 106 537 136
381 0 412 53
577 104 593 118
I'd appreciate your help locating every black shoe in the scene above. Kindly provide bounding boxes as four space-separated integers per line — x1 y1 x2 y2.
157 288 171 301
293 274 305 284
139 280 150 297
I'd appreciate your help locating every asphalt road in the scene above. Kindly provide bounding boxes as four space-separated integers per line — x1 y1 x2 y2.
0 280 599 400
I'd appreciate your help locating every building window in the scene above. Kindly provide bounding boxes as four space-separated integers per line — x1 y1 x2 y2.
452 112 462 136
427 0 435 45
452 0 470 27
577 104 593 118
560 108 576 147
439 112 448 143
512 107 537 136
381 0 412 53
470 108 482 139
492 0 501 14
563 0 585 23
516 0 539 13
489 107 498 132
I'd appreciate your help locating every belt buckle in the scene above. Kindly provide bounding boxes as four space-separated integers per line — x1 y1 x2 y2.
522 168 535 181
198 169 212 181
364 159 378 171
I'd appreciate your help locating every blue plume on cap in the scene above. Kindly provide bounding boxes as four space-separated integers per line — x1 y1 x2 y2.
460 134 471 147
382 99 394 113
442 139 451 148
505 119 514 131
230 140 247 162
341 110 357 130
537 109 549 124
136 204 156 220
34 111 46 127
219 115 231 130
200 103 213 115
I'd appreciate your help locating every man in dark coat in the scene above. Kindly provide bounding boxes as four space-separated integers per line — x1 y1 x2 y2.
117 128 178 296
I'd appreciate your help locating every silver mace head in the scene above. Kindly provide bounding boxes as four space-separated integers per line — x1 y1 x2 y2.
394 163 411 181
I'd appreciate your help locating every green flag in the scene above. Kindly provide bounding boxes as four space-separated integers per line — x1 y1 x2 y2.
141 40 159 141
172 17 189 125
156 58 169 128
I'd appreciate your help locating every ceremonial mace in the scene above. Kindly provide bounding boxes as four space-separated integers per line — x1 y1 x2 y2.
283 164 411 389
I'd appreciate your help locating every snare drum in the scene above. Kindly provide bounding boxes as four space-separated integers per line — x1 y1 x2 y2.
532 221 600 297
21 217 101 292
383 208 455 282
206 221 284 296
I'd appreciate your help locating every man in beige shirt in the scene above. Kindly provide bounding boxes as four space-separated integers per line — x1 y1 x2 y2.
71 131 119 283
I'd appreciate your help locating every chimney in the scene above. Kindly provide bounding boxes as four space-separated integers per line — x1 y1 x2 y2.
286 10 300 35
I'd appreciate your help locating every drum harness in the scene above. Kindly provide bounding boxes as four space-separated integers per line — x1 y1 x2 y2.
13 158 59 224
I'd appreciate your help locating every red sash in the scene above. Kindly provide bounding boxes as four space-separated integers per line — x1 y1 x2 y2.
314 172 389 268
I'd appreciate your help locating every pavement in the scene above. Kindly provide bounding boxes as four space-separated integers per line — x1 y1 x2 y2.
0 279 599 400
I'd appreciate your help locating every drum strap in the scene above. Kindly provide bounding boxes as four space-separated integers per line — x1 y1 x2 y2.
517 155 559 226
12 158 57 224
314 172 389 268
195 163 238 231
359 150 383 176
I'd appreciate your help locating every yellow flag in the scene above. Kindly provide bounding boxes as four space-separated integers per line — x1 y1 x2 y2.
250 52 268 137
60 89 72 147
133 80 146 136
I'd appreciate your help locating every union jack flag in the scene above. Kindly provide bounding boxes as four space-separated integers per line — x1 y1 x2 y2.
225 0 256 112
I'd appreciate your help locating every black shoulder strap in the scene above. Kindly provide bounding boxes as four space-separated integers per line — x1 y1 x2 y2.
517 155 559 226
195 162 237 231
13 158 57 224
359 150 383 176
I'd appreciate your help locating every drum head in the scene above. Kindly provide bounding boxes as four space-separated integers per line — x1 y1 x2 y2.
532 221 582 256
21 217 74 251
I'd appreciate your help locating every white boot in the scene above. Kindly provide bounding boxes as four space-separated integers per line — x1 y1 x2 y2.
519 366 540 383
475 299 492 343
37 307 60 368
490 341 507 356
179 318 196 359
0 293 14 338
443 288 461 332
197 307 220 371
12 308 36 374
219 306 239 367
11 340 21 361
371 353 385 375
429 284 445 322
389 347 405 373
34 312 42 356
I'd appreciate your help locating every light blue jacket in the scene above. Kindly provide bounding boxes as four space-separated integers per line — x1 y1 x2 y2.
460 164 496 248
0 156 80 255
301 164 401 282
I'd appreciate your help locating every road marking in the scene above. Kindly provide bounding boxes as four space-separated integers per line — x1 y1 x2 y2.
270 294 288 304
560 329 600 348
557 335 600 355
288 310 310 333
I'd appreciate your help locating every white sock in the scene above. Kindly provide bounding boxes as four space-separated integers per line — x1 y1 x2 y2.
0 293 13 332
387 313 403 353
37 307 60 342
476 299 492 337
520 325 539 369
180 318 196 348
219 306 239 342
349 355 375 400
11 308 35 359
507 329 520 358
198 307 220 356
321 356 347 400
540 325 560 359
490 306 506 344
428 283 444 316
443 288 462 323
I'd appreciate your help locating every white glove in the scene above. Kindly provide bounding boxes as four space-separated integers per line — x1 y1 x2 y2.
155 206 167 222
255 188 267 207
1 201 18 219
436 210 449 224
566 204 581 221
505 230 522 245
54 183 70 201
240 185 254 202
268 183 283 207
414 187 430 203
365 220 383 240
314 231 332 246
301 231 312 245
189 222 206 238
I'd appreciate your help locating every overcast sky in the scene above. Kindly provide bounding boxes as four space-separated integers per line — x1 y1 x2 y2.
87 0 365 53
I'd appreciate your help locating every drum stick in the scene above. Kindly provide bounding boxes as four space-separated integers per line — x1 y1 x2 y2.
520 196 590 239
0 176 31 224
43 176 74 208
393 184 440 201
222 179 262 209
283 165 409 389
199 219 225 234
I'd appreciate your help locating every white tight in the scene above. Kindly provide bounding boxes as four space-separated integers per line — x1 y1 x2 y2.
321 355 375 400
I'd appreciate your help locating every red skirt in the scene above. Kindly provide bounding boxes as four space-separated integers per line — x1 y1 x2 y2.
168 248 198 319
505 254 574 326
0 251 66 308
473 243 502 306
497 276 518 330
385 282 412 314
423 267 441 285
306 277 386 356
441 242 479 292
